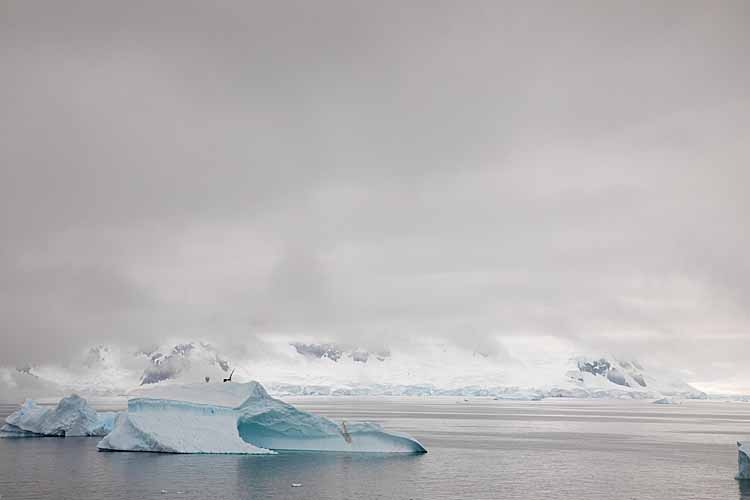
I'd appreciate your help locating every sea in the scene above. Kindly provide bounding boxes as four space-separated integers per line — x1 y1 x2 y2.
1 397 749 499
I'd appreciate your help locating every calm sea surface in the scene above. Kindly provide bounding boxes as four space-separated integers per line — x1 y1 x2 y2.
1 397 749 499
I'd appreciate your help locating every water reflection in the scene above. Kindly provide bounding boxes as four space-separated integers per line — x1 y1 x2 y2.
233 452 425 500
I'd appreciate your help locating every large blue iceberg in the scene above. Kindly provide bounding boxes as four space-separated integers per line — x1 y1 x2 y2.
97 381 426 454
1 394 117 437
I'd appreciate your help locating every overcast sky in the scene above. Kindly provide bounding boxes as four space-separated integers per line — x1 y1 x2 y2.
1 1 748 388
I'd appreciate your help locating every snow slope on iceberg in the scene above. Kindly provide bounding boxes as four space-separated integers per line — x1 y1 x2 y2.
126 379 261 408
97 381 426 454
1 394 116 437
235 384 427 453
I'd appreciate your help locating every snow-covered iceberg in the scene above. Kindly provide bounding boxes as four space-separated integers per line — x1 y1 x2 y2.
1 394 117 437
737 442 750 480
97 381 426 455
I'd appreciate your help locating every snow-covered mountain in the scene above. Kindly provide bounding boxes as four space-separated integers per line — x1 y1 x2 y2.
261 348 704 399
0 342 234 401
0 337 707 401
290 342 391 363
136 343 232 385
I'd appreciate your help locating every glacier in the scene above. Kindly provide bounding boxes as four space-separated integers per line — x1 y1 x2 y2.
737 442 750 480
1 394 117 437
97 381 426 454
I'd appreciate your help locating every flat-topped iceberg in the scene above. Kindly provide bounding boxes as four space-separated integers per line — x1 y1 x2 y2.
1 394 116 437
97 381 426 455
738 442 750 480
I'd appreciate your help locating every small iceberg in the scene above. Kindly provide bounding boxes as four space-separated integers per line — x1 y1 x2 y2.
737 442 750 480
652 397 676 405
1 394 117 437
97 381 426 454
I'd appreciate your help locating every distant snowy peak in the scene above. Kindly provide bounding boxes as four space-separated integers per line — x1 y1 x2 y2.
15 364 36 377
265 351 705 400
137 342 232 385
565 355 704 398
290 342 390 363
570 357 648 388
83 345 115 369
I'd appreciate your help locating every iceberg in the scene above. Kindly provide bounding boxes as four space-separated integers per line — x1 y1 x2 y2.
1 394 117 437
97 381 426 455
738 442 750 480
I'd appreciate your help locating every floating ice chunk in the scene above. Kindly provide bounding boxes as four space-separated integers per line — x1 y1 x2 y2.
653 397 676 405
494 391 544 401
1 395 116 437
97 381 426 454
737 442 750 480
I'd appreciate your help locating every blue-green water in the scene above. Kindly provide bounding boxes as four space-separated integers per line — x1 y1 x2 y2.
1 398 748 499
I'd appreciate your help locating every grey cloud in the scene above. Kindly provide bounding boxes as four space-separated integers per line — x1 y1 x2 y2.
0 1 749 384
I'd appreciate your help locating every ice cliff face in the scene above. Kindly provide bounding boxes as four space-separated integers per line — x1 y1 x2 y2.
0 394 116 437
737 442 750 480
97 381 426 454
